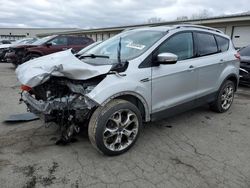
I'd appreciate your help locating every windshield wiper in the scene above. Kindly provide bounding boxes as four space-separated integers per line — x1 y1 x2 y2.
79 54 109 59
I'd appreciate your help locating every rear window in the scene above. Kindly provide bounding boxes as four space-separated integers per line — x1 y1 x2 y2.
215 36 229 52
196 32 218 56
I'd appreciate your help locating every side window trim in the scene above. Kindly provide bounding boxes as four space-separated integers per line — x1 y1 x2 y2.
193 31 220 57
214 34 220 52
139 31 195 68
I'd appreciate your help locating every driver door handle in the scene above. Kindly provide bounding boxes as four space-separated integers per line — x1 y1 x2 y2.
219 59 224 65
187 65 195 72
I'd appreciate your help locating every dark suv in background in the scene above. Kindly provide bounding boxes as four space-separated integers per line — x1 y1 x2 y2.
238 45 250 85
5 35 94 66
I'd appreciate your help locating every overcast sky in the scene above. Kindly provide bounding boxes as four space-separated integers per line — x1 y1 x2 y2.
0 0 249 29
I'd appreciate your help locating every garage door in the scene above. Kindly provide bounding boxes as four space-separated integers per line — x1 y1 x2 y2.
232 26 250 48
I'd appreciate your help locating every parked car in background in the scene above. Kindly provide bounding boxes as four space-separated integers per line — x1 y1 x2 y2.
238 45 250 85
5 35 94 66
0 38 37 62
76 41 102 56
16 25 239 155
0 40 12 44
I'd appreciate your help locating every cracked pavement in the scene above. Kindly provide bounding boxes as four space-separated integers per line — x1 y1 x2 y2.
0 63 250 188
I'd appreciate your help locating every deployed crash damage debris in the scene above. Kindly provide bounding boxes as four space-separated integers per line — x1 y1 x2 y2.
16 49 115 144
20 76 104 144
5 112 39 123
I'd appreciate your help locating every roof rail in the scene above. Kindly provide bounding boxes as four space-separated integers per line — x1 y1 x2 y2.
175 24 223 33
122 26 151 33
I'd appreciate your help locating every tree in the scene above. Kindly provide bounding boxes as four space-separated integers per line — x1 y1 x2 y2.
147 17 164 23
191 9 211 19
176 16 188 21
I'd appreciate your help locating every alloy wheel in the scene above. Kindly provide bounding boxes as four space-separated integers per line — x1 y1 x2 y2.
103 109 139 151
221 85 234 110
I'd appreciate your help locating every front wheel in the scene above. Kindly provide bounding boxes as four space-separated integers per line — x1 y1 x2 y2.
88 99 142 156
210 80 235 113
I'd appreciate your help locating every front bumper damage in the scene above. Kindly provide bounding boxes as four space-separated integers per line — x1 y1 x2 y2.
20 81 100 144
16 50 112 144
22 92 96 115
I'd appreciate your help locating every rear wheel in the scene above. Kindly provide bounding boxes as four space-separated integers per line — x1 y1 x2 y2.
88 99 142 156
210 80 235 113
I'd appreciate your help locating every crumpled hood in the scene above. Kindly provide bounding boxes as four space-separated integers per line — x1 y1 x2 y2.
16 49 112 87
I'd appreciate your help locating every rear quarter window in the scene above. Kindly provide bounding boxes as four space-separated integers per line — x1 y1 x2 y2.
195 32 218 56
215 36 229 52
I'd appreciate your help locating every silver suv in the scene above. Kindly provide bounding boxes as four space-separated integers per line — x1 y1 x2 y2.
16 25 240 155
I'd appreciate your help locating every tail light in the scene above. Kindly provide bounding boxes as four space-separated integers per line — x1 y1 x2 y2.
21 85 32 91
234 52 241 60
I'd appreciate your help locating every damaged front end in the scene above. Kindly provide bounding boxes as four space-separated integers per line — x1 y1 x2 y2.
20 76 104 143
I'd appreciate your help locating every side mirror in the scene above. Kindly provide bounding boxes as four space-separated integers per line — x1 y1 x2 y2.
157 53 178 64
45 42 52 47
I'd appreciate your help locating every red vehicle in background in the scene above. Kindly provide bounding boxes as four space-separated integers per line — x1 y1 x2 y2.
5 35 94 67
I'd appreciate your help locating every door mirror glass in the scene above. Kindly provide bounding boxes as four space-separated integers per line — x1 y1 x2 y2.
157 53 178 64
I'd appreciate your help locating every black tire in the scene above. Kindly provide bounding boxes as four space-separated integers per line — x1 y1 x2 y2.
23 54 41 63
88 99 142 156
210 80 235 113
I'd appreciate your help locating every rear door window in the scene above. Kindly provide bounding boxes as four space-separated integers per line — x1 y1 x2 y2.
80 38 92 44
69 37 81 45
50 36 68 46
215 36 229 52
69 37 91 45
195 32 218 56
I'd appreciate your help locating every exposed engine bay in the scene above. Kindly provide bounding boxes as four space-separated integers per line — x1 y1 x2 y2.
21 75 105 144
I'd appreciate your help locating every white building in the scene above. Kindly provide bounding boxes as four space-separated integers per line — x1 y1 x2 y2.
0 28 77 40
37 12 250 48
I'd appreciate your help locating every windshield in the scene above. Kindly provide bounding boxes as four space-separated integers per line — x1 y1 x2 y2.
32 35 56 45
239 46 250 56
13 38 35 45
26 38 37 44
85 30 165 62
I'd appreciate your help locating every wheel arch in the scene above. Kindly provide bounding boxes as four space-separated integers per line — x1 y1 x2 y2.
101 92 150 122
223 73 239 91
